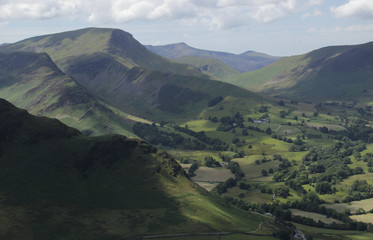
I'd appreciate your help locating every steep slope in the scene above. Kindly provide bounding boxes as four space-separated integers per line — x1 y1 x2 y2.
0 99 269 239
0 28 266 122
0 51 133 136
1 28 207 78
146 42 281 73
172 55 240 80
231 42 373 101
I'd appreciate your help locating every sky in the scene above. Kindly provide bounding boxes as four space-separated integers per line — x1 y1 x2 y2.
0 0 373 56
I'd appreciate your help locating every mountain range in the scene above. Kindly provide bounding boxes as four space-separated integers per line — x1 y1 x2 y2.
146 42 281 73
0 28 266 124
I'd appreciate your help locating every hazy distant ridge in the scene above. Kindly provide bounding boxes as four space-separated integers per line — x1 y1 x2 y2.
146 42 281 73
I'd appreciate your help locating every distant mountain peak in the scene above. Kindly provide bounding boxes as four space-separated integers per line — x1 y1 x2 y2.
146 43 280 72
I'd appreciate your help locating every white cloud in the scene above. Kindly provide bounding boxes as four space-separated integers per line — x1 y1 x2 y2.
0 0 324 29
331 0 373 19
302 9 322 19
0 0 81 21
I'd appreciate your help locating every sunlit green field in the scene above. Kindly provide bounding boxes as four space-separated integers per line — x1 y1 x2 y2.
323 198 373 213
290 209 343 224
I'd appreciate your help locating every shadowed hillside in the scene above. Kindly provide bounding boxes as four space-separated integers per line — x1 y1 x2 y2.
0 51 133 136
0 99 271 239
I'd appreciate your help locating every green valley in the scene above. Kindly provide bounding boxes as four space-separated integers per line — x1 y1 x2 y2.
0 27 373 240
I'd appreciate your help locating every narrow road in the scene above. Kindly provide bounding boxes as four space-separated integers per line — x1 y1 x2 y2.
273 124 282 132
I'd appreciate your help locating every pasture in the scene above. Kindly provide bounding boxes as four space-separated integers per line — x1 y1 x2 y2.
290 209 343 224
323 198 373 213
192 167 234 182
350 214 373 224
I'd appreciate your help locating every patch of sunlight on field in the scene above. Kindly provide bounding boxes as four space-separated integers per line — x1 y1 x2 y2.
183 120 219 132
350 213 373 224
234 158 279 180
290 209 343 224
194 182 219 191
362 144 373 155
318 190 347 204
343 173 373 186
282 151 308 161
323 198 373 213
168 149 225 162
192 167 234 182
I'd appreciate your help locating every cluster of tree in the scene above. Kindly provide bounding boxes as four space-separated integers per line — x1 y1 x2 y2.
132 122 185 148
341 179 373 202
258 105 269 113
228 161 245 179
188 161 199 177
133 122 228 150
173 125 228 150
279 109 293 118
219 153 233 162
216 112 244 131
272 158 292 182
332 125 373 143
216 177 237 194
216 161 245 194
204 156 220 167
271 140 368 197
271 133 300 144
247 125 265 133
289 135 308 152
260 185 290 198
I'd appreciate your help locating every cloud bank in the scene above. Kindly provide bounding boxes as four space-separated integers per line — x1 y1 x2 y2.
332 0 373 19
0 0 327 29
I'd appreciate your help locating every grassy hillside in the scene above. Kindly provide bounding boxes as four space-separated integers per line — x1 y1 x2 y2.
0 28 207 78
146 43 280 73
0 51 134 136
0 99 272 239
172 56 240 80
231 42 373 102
0 28 269 122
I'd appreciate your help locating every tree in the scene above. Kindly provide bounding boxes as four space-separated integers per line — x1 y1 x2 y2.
315 181 332 194
262 169 268 176
242 129 248 136
265 127 272 135
188 162 199 176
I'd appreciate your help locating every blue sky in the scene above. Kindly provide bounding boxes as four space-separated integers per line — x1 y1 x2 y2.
0 0 372 56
